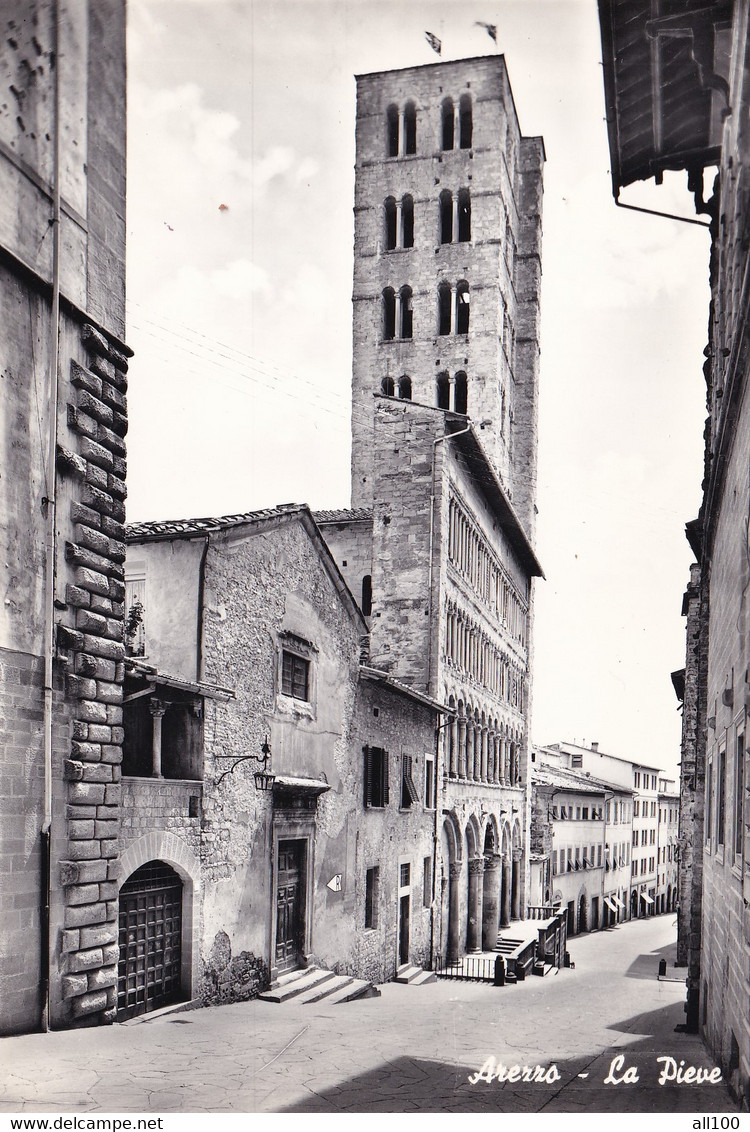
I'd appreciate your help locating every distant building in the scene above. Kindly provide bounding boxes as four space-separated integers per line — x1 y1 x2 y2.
0 1 130 1033
321 53 545 964
597 0 750 1098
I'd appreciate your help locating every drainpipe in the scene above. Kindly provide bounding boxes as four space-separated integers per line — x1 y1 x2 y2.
41 0 62 1033
426 424 472 693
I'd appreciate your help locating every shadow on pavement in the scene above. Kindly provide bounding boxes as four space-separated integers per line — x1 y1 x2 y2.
279 998 739 1114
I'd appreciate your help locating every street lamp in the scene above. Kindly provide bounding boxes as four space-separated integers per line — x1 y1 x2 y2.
214 734 275 790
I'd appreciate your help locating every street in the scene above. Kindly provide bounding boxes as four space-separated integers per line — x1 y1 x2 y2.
0 916 739 1113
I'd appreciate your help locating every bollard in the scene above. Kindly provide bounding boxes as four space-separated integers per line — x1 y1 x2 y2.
494 955 505 986
658 958 667 977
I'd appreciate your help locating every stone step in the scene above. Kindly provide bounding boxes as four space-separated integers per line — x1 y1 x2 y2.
308 976 380 1005
395 963 437 985
259 966 380 1005
258 966 334 1003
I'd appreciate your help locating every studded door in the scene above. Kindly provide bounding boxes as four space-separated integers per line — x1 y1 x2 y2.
275 840 304 971
117 860 183 1020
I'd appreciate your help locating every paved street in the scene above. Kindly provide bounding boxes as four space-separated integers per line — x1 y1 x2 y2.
0 915 739 1113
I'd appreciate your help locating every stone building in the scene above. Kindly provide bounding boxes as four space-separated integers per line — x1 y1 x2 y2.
0 1 130 1033
657 783 679 916
123 505 444 1017
598 0 749 1095
319 54 545 965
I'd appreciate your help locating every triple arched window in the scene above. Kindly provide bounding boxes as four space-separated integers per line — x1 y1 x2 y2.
384 195 414 250
386 101 417 158
436 371 468 415
382 286 413 341
438 281 470 335
439 188 471 244
441 94 473 151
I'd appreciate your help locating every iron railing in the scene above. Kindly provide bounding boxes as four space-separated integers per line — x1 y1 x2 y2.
435 955 497 982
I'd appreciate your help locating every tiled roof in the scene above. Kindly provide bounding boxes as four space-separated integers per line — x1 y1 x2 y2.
127 504 305 541
313 508 372 524
532 761 632 796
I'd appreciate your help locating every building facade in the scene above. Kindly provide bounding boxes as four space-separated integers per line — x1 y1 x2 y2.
0 0 130 1033
322 55 545 965
597 0 748 1097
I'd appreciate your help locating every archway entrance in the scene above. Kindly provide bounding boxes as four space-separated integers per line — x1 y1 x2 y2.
117 860 183 1021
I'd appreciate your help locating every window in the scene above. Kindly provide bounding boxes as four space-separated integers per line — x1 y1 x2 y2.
718 744 727 847
650 829 656 845
423 856 432 907
582 807 589 820
634 772 641 788
438 282 452 335
597 844 602 867
571 753 583 768
735 730 745 863
386 104 399 157
401 753 419 808
365 866 379 928
282 650 309 700
706 756 713 844
124 568 146 657
364 746 389 808
454 371 467 415
397 375 411 399
361 575 372 617
381 375 395 396
441 97 454 150
457 188 471 241
400 862 411 888
403 101 416 154
385 195 414 250
440 190 453 244
551 850 557 874
424 753 435 809
651 775 657 790
436 371 450 409
399 286 413 339
634 800 640 817
383 288 396 340
385 196 397 250
632 830 638 846
456 281 470 334
459 94 472 148
402 195 414 248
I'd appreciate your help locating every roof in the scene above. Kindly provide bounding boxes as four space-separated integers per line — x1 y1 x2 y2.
124 660 234 701
360 665 451 714
447 420 544 578
533 761 630 797
314 508 372 525
548 741 663 775
598 0 730 196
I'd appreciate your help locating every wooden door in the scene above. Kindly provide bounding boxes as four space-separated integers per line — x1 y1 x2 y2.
276 840 304 971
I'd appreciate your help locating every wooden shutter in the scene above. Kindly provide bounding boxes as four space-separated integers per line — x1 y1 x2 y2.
364 746 373 807
382 748 389 805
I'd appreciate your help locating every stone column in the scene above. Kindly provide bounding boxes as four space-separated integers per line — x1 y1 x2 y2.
480 728 488 781
501 854 512 928
448 862 461 963
482 855 502 950
467 857 484 953
149 697 166 778
458 715 467 778
449 715 458 777
512 849 522 920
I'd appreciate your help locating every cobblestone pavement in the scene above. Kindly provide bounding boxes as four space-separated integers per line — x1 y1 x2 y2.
0 916 740 1113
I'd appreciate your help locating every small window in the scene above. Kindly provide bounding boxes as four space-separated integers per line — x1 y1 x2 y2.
582 807 589 820
361 575 372 617
459 94 472 149
424 753 435 809
282 650 309 700
402 195 414 248
439 190 453 244
399 286 413 339
381 375 395 396
364 746 389 808
438 282 452 335
423 856 432 907
365 866 379 928
398 375 412 400
386 104 399 157
571 752 583 768
441 97 454 150
718 745 727 847
403 101 417 155
401 753 419 808
385 196 397 249
383 288 396 340
454 371 467 415
457 188 471 242
456 282 470 334
400 862 411 888
436 371 451 410
734 731 744 862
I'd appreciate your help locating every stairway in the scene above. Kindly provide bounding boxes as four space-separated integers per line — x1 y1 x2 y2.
395 962 437 986
258 965 380 1005
494 934 525 955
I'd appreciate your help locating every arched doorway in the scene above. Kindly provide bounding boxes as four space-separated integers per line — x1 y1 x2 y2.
118 860 183 1020
631 889 639 919
578 894 587 932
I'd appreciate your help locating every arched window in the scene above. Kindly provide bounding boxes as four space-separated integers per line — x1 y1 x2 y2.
454 371 468 414
403 101 417 154
384 197 397 250
382 288 396 340
439 190 453 244
398 375 412 400
436 371 451 410
381 375 395 396
459 94 473 149
438 281 452 335
456 281 470 334
441 98 454 150
458 188 471 242
399 286 413 339
402 195 414 248
386 104 399 157
361 575 372 617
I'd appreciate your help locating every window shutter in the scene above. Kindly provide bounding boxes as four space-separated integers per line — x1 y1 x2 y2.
364 746 373 807
382 748 390 804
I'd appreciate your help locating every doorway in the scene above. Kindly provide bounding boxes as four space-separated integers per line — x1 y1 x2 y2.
398 860 411 967
275 840 305 972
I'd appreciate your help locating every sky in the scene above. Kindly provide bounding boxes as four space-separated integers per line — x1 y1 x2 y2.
125 0 712 777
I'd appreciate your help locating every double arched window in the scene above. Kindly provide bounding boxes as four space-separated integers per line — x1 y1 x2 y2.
438 281 470 335
384 195 414 250
381 375 412 400
436 371 468 414
382 286 413 341
386 100 417 158
441 94 473 151
439 189 471 244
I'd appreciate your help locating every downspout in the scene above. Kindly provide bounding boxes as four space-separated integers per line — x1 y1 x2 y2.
41 0 62 1033
196 536 210 681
